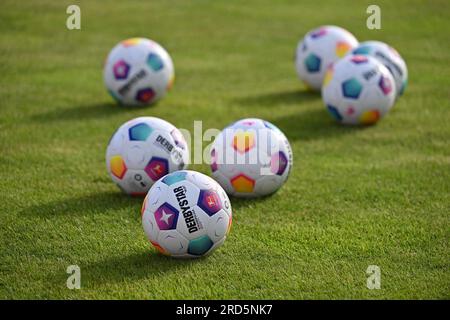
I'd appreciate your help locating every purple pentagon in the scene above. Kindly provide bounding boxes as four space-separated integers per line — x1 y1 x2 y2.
197 190 222 216
154 203 179 230
113 60 130 80
379 75 393 95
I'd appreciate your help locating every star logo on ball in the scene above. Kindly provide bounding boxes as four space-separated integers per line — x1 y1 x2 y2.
154 203 179 230
113 60 130 80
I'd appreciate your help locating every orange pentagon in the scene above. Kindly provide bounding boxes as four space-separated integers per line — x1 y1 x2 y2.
359 110 380 125
150 241 169 255
232 132 255 154
336 41 352 58
231 174 255 193
110 155 127 179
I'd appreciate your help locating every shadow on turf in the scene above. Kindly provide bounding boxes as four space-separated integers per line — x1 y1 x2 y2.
234 89 320 107
22 191 143 218
31 102 151 122
81 251 202 285
234 89 367 141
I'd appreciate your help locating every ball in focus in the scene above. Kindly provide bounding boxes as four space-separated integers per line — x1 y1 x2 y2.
351 40 408 97
142 170 232 258
106 117 189 196
295 25 359 91
210 118 293 198
322 55 396 125
103 37 175 106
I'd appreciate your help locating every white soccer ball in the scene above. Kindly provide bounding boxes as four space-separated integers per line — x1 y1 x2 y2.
103 37 175 106
322 54 396 125
106 117 189 196
210 118 293 198
350 40 408 98
295 25 359 90
141 170 232 258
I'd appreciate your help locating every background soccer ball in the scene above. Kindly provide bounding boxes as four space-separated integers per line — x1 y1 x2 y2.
103 37 175 106
295 25 359 90
322 54 396 125
210 118 293 198
106 117 189 196
142 170 232 258
351 40 408 98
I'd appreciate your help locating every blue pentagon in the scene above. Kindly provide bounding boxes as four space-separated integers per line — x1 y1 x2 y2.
188 235 214 256
129 123 153 141
342 78 363 99
147 53 164 71
353 45 371 55
197 190 222 216
304 53 321 73
162 171 187 186
327 105 343 121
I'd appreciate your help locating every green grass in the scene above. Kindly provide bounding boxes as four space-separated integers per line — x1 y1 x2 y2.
0 0 449 299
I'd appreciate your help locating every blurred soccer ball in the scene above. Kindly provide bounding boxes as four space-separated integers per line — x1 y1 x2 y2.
322 55 396 125
103 37 175 106
142 170 232 258
106 117 188 196
351 40 408 97
210 118 293 198
295 25 358 90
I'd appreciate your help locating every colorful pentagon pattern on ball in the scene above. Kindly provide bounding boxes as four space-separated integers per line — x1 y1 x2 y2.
359 110 380 125
231 174 255 193
122 38 142 47
210 149 218 172
323 66 334 87
342 78 363 99
136 88 156 104
145 157 169 181
304 53 321 73
147 53 164 71
310 27 327 38
271 152 288 176
327 105 343 121
150 240 168 255
350 55 368 64
113 60 130 80
110 155 127 179
128 123 153 141
336 41 352 58
197 190 222 216
162 171 187 186
232 132 255 154
379 76 393 95
188 235 214 256
154 203 179 230
353 45 371 55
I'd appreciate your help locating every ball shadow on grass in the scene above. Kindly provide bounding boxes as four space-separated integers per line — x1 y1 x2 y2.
31 101 153 123
78 250 202 286
22 191 143 218
233 89 320 108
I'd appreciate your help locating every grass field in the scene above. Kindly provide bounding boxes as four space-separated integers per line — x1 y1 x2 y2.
1 0 449 299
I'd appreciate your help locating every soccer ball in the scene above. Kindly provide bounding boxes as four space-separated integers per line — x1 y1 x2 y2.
106 117 189 196
210 118 293 198
103 37 175 106
141 170 232 258
322 54 396 125
295 25 359 91
351 40 408 97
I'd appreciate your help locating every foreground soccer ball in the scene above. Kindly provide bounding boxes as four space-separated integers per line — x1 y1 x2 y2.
142 170 232 258
103 37 175 106
210 118 293 198
351 40 408 97
295 25 359 90
322 54 396 125
106 117 188 196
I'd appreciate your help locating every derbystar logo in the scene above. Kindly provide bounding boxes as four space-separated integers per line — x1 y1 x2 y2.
118 69 147 96
155 134 184 164
173 186 202 233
